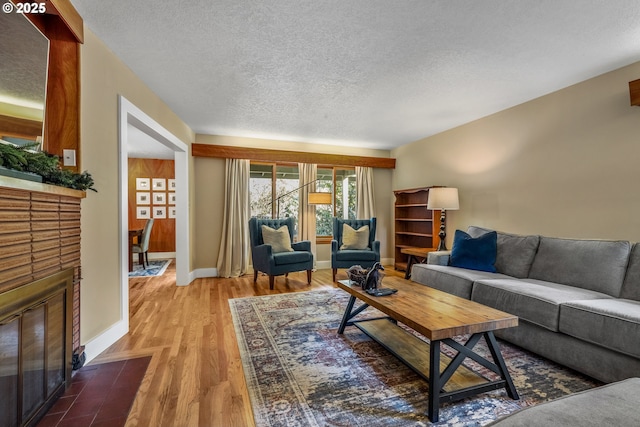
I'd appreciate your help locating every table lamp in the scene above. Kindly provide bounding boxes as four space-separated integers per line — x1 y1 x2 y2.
427 187 459 251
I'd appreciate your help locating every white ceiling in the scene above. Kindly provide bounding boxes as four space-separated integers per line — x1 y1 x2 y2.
71 0 640 150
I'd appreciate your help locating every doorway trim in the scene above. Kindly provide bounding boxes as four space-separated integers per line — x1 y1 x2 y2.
118 95 191 328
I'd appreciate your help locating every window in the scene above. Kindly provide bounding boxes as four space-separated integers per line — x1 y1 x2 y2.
249 163 357 239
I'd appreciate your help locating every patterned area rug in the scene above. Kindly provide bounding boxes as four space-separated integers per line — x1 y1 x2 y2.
229 289 601 427
128 259 171 277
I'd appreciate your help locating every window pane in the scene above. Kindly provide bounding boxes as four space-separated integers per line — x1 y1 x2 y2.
275 166 299 226
335 169 356 220
316 168 333 236
250 164 273 218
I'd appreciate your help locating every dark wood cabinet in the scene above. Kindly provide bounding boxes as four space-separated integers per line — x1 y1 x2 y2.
394 187 441 271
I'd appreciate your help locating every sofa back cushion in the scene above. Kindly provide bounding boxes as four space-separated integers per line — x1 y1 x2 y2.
621 243 640 301
528 236 631 297
467 226 540 278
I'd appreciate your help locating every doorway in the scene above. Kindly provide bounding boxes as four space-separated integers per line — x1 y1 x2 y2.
118 96 191 331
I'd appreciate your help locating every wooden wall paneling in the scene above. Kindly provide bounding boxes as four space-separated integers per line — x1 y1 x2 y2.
43 19 81 172
128 158 176 253
59 195 81 353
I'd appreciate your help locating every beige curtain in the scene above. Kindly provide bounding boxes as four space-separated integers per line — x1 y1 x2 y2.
356 166 375 218
217 158 250 277
298 163 317 266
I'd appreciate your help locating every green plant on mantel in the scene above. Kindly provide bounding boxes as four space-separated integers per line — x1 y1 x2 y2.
0 143 97 192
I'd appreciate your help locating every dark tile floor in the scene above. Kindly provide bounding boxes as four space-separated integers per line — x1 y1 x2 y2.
36 356 151 427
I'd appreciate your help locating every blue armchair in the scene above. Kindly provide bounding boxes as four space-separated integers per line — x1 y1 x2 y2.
331 217 380 282
249 217 314 289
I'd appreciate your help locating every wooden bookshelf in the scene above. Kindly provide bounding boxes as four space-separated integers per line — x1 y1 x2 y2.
393 187 440 271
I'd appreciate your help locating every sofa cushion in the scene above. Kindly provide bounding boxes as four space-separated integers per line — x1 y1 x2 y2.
450 229 497 272
467 226 540 278
559 299 640 358
621 243 640 302
335 249 377 262
471 278 614 332
528 236 630 297
411 264 509 299
273 251 312 266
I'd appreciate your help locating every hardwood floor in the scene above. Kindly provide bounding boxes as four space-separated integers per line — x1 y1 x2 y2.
92 263 404 427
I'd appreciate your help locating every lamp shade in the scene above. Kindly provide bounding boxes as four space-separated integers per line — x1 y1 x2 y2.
308 192 332 205
427 188 459 210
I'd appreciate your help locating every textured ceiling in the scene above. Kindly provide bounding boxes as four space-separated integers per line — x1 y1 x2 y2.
71 0 640 150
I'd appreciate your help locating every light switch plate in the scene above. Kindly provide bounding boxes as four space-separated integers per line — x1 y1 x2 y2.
63 149 76 167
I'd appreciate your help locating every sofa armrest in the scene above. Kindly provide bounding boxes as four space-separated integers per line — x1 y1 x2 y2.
292 240 311 252
252 244 273 272
427 251 451 266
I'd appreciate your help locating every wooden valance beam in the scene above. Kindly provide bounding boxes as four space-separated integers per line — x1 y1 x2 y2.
192 143 396 169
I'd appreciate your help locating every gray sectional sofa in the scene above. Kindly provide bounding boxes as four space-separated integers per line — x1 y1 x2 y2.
410 226 640 383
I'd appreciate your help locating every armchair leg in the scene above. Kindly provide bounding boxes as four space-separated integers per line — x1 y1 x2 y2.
269 275 275 290
332 268 337 282
253 270 258 282
307 269 312 284
138 253 144 269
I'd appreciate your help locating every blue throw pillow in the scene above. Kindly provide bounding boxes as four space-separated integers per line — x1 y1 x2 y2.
450 229 497 273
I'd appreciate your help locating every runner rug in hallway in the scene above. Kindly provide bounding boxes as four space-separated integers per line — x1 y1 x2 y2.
128 259 171 277
230 289 601 427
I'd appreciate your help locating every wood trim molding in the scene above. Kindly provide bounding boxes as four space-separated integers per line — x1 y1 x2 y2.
47 0 85 43
0 176 86 198
192 143 396 169
630 79 640 106
0 114 43 140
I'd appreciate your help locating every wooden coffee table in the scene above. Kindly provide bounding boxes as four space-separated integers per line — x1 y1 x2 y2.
337 275 519 422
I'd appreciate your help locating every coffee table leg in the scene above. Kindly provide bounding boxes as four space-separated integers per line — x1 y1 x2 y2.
485 332 519 400
338 296 356 334
428 339 441 422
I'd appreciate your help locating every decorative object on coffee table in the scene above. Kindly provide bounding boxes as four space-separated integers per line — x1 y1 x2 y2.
427 187 459 251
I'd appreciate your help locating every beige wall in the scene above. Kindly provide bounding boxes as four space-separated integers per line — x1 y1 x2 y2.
80 28 195 344
393 61 640 246
193 134 394 269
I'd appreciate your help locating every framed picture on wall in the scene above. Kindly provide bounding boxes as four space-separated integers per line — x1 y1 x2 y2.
169 207 177 218
168 179 176 190
152 178 166 191
136 192 150 205
153 192 166 205
136 178 150 190
168 193 176 205
136 207 150 219
153 207 166 219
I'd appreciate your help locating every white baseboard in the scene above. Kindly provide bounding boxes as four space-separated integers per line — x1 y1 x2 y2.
148 252 176 260
191 268 218 281
82 319 128 365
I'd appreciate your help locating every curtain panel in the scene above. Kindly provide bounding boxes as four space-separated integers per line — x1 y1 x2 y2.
216 158 250 277
356 166 375 218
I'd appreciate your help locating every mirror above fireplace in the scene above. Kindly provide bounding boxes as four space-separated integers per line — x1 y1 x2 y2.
0 11 49 145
